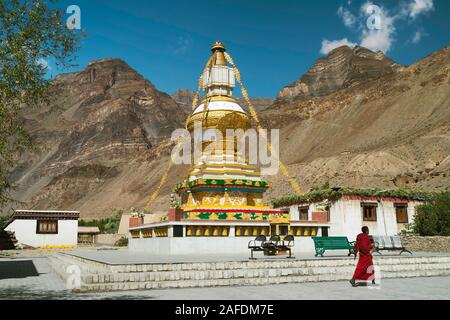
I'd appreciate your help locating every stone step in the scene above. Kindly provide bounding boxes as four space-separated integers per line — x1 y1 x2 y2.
48 253 450 292
48 253 109 278
75 255 450 273
74 269 450 292
78 262 450 284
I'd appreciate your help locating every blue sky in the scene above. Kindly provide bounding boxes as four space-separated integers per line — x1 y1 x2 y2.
48 0 449 98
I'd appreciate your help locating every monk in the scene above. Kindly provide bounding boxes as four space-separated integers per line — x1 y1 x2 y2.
350 226 375 287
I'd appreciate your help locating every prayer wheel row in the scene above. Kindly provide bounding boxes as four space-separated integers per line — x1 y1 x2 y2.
155 227 168 237
186 226 230 237
130 230 140 239
142 229 152 238
235 226 270 237
289 227 318 237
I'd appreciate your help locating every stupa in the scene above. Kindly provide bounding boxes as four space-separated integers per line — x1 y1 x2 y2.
174 41 286 233
128 41 323 255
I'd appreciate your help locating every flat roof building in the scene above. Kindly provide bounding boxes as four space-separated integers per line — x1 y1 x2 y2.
4 210 80 249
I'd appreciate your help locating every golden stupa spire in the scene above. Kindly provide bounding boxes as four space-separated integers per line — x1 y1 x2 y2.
211 41 227 66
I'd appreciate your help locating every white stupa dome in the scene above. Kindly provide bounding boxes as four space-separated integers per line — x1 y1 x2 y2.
193 100 245 115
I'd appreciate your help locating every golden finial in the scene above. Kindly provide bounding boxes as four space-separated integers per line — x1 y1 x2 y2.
211 40 226 52
211 41 226 66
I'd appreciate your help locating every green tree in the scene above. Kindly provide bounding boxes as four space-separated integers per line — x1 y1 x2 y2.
0 215 8 230
0 0 79 207
79 209 123 234
413 192 450 236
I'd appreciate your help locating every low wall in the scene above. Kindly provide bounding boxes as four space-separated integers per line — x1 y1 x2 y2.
96 234 123 246
128 237 316 255
401 235 450 253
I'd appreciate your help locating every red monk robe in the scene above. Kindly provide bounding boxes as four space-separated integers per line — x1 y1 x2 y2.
352 233 375 281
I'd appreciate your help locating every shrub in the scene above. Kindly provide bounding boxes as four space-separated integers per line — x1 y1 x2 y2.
114 236 128 247
0 216 8 230
79 209 123 234
413 192 450 236
271 187 432 208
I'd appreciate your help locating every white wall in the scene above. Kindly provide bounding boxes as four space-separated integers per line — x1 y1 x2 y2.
329 199 421 241
6 219 78 248
129 236 315 255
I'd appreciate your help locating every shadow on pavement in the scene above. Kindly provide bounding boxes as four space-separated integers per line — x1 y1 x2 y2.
0 260 39 280
0 285 155 300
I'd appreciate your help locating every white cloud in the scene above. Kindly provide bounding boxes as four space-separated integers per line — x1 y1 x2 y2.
173 36 191 55
321 0 433 55
411 31 423 43
360 3 396 53
320 38 357 55
337 5 356 28
409 0 434 19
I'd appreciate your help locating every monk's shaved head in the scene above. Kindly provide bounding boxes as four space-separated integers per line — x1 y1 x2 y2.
362 226 369 234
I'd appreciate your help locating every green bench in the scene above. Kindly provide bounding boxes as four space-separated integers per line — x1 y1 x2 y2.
312 236 355 257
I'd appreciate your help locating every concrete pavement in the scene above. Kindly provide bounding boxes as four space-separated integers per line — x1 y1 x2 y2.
0 257 448 299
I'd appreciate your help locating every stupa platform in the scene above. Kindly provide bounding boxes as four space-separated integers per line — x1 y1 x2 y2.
66 248 450 265
48 250 450 292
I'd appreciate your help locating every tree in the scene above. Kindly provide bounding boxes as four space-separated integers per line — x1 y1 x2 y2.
0 0 79 207
78 209 123 234
413 192 450 236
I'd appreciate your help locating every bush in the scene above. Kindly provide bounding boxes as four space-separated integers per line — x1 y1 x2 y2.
0 216 8 230
79 209 123 234
114 236 128 247
271 187 432 208
413 192 450 236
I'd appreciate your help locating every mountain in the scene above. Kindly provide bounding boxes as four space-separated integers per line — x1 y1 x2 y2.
172 88 195 113
5 46 450 219
261 46 450 199
8 58 188 218
239 98 274 112
277 45 402 101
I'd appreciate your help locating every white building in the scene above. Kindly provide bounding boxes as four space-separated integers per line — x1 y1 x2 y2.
281 192 427 241
77 226 100 245
4 210 80 248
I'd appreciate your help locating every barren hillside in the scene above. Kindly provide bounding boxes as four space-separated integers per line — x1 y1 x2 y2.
261 46 450 199
5 46 450 219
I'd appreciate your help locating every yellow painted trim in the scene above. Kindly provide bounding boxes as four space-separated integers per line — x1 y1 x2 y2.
198 169 261 176
39 245 75 249
183 204 271 210
193 163 257 170
200 96 237 103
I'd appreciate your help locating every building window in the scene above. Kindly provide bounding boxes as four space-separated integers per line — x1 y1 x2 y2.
36 220 58 234
361 203 377 221
395 204 408 223
299 206 309 221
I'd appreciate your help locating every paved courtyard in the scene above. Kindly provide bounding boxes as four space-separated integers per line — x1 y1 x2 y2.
0 256 449 300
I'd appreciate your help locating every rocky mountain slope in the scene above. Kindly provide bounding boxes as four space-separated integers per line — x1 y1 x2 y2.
262 46 450 199
277 46 401 101
8 59 188 218
5 46 450 219
172 88 196 113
